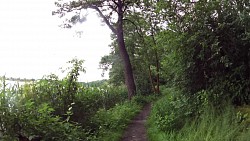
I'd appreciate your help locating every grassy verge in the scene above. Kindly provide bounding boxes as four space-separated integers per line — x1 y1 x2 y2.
91 94 157 141
147 88 250 141
91 100 141 141
236 105 250 127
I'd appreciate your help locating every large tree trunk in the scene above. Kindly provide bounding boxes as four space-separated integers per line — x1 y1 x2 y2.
117 0 136 100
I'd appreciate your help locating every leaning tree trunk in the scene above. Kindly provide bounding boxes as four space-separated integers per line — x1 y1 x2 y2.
117 0 136 100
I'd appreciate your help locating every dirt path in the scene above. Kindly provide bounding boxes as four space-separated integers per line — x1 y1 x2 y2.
120 103 151 141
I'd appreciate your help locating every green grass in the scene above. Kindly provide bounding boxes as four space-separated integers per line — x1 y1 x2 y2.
147 87 250 141
147 103 250 141
92 94 158 141
92 101 141 141
237 105 250 127
174 106 250 141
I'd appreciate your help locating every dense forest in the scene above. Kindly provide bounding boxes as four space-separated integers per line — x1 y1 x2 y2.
1 0 250 140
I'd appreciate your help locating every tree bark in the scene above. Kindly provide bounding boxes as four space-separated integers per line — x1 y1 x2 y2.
116 0 136 100
154 50 160 94
151 33 160 94
148 65 157 93
89 1 136 100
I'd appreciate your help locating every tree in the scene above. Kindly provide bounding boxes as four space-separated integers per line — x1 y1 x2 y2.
53 0 136 100
99 44 125 86
99 4 165 95
122 1 166 94
157 0 250 105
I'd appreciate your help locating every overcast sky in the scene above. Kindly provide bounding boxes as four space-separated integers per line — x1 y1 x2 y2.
0 0 112 82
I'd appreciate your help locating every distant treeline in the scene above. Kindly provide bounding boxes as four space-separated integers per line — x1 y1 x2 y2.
0 76 37 82
0 76 108 86
81 79 108 87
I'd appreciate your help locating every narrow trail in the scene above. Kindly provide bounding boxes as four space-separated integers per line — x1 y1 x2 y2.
120 103 151 141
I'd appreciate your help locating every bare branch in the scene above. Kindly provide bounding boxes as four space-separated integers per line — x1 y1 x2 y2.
88 5 117 35
102 4 118 13
112 0 118 6
53 1 118 33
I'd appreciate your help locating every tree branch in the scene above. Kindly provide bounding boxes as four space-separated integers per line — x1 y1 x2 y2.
88 5 117 35
123 18 143 37
112 0 118 6
102 4 118 13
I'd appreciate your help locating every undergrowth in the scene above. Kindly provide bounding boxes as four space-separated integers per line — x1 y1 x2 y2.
91 94 157 141
91 100 141 141
147 88 250 141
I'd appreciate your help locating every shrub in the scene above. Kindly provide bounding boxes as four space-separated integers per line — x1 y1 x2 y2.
0 100 86 141
92 101 141 141
131 94 157 106
0 79 128 140
147 89 250 141
0 58 129 140
71 85 127 128
149 89 193 132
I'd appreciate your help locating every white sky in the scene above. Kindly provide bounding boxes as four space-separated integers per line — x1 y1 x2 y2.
0 0 112 82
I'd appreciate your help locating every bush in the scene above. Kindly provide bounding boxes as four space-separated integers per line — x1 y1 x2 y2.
0 80 127 140
147 89 250 141
0 100 86 141
0 59 130 140
148 88 194 132
0 81 128 140
71 85 127 129
92 101 141 141
131 94 157 106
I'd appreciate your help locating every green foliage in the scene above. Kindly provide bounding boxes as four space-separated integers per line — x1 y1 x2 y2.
82 79 108 87
147 89 250 141
92 101 141 141
0 58 129 140
98 1 167 95
236 105 250 128
25 77 127 129
72 85 127 128
3 0 250 140
131 94 157 106
157 0 250 105
0 97 85 141
100 51 125 86
148 88 194 132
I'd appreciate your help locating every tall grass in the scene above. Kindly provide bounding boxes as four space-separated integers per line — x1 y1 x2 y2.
92 101 141 141
147 88 250 141
148 105 250 141
175 106 250 141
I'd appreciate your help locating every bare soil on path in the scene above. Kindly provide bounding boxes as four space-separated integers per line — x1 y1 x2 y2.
120 103 151 141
